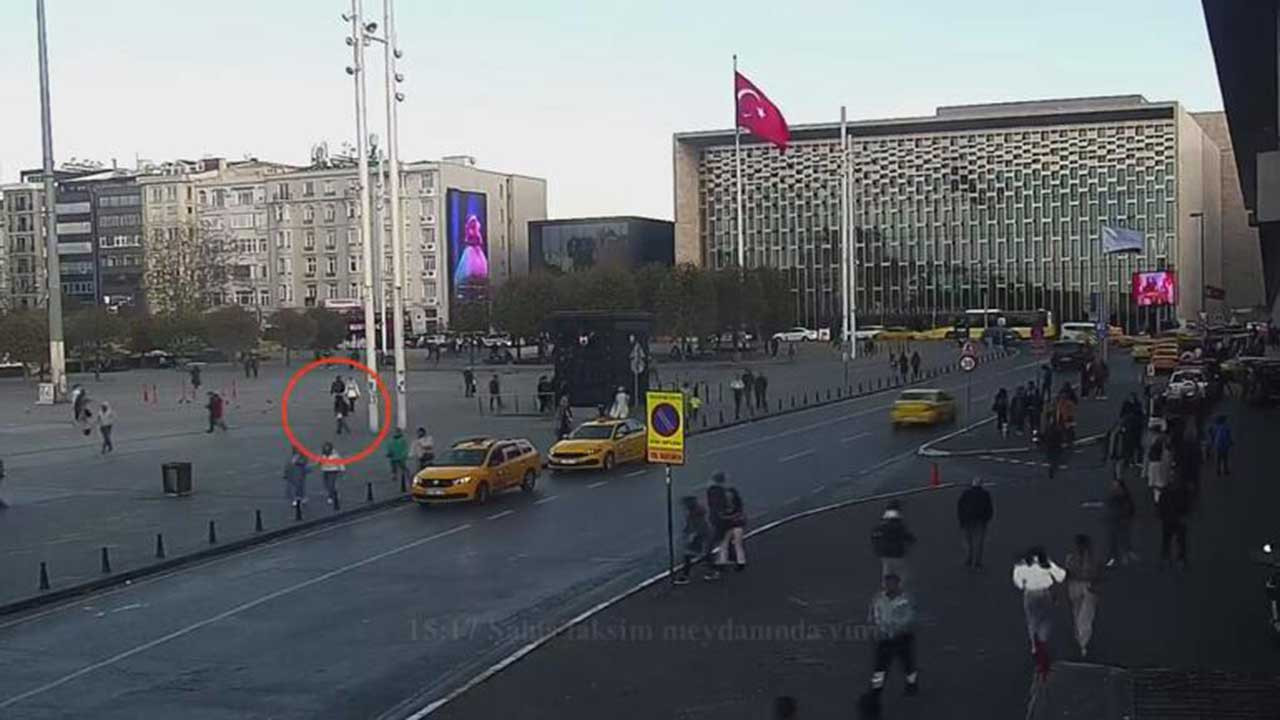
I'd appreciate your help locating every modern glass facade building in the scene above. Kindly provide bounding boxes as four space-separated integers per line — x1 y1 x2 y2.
674 96 1259 332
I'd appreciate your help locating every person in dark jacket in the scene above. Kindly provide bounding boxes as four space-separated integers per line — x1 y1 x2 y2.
1103 478 1137 567
1044 419 1063 478
957 478 994 569
910 350 922 381
897 353 909 382
1041 364 1053 402
705 471 746 576
1158 480 1191 568
674 495 713 584
871 500 917 582
754 373 769 412
992 388 1010 438
1009 386 1026 436
333 393 350 435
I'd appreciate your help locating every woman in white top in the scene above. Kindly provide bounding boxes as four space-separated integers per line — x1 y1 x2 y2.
1012 546 1066 656
319 442 344 505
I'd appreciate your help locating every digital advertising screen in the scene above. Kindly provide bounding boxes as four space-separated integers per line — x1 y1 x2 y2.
446 189 490 301
1132 270 1177 307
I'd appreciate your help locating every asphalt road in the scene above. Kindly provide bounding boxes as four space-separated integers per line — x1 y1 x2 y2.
0 351 1044 719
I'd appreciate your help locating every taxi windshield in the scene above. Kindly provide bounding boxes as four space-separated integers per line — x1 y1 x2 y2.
898 390 936 402
570 425 615 440
432 448 489 466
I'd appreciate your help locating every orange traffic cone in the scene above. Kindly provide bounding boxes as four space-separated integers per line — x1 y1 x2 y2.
929 462 941 488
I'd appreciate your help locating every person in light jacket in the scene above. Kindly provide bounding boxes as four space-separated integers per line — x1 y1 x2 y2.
319 442 344 505
97 401 117 454
1012 546 1066 677
867 573 919 697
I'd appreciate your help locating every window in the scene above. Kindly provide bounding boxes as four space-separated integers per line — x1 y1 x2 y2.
303 181 315 197
213 190 226 208
277 258 289 274
168 186 178 201
150 187 162 202
324 204 336 223
238 190 254 206
276 183 291 200
236 290 253 305
349 282 359 298
304 230 315 250
278 284 292 303
259 263 268 279
325 230 336 248
259 289 270 306
424 255 437 272
97 194 141 208
305 257 317 276
303 205 315 223
349 256 360 273
327 284 339 299
324 180 335 196
305 285 317 305
258 238 269 253
325 257 337 276
423 226 435 244
346 229 356 246
277 230 292 249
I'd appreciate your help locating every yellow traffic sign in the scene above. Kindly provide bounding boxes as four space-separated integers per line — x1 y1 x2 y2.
646 390 685 465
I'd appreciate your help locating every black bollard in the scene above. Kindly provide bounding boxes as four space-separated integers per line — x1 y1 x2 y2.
100 547 112 574
719 384 723 402
791 395 796 408
294 502 303 522
333 492 341 512
39 561 50 591
255 509 264 532
719 409 725 425
155 533 166 559
208 520 217 545
859 382 863 394
777 398 783 411
366 482 374 503
701 413 707 428
827 389 832 400
400 473 407 494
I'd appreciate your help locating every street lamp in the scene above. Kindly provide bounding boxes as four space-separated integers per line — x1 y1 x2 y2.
346 0 379 433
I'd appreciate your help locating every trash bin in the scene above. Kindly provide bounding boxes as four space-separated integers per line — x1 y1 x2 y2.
162 462 193 496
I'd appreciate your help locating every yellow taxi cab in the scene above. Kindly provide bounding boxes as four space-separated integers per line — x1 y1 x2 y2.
914 326 953 341
547 418 647 472
411 436 541 505
890 388 957 428
1149 343 1181 373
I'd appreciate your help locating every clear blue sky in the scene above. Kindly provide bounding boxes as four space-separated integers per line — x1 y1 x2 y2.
0 0 1222 219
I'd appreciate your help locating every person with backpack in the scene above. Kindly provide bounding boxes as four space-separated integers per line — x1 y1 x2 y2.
871 500 917 582
705 471 746 577
992 388 1010 438
673 495 713 585
319 442 344 505
956 478 994 569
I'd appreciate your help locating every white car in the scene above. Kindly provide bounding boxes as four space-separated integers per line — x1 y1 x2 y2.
1165 368 1207 401
772 327 818 343
481 334 513 348
853 326 884 341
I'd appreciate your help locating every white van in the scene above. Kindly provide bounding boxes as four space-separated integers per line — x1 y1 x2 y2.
1059 322 1098 343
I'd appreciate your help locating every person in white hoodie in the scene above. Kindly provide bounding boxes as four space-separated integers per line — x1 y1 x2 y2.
1012 546 1066 675
97 402 117 454
608 386 630 419
319 442 344 505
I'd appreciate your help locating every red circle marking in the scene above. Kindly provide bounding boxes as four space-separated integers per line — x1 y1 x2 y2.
280 356 393 466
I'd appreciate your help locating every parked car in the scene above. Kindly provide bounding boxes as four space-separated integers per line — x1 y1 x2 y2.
772 327 818 343
481 334 513 348
1050 340 1093 370
1165 367 1208 402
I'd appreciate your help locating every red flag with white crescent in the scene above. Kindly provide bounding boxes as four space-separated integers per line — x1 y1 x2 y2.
735 71 790 151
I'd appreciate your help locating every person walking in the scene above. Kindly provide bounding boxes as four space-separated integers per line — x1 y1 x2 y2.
536 376 551 414
556 397 575 439
189 364 202 395
1064 534 1100 658
1012 546 1066 678
0 459 8 510
1044 419 1064 479
462 367 476 398
1041 364 1053 403
334 393 350 435
730 376 746 420
957 478 993 569
282 449 309 509
1009 386 1026 437
871 500 917 582
1103 478 1138 567
608 386 630 419
897 353 909 383
1024 381 1044 441
330 374 346 405
344 376 361 415
712 476 747 573
411 427 435 472
1080 360 1094 401
1146 431 1170 504
673 495 713 585
488 373 502 412
1158 480 1191 569
95 401 117 454
319 442 344 505
910 350 922 381
741 368 756 415
205 392 227 433
992 388 1010 438
755 373 769 412
386 428 410 487
250 354 260 378
867 572 919 697
1094 358 1109 400
1210 415 1233 477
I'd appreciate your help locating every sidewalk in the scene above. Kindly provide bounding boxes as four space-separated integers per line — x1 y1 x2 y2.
429 396 1280 720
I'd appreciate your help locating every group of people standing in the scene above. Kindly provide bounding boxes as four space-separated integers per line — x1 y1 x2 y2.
886 350 923 383
673 471 748 585
330 374 362 435
729 368 769 419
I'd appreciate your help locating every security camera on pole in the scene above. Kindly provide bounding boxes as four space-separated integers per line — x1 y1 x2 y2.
345 0 379 433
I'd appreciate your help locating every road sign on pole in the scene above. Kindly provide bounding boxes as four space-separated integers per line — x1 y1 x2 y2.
646 391 685 465
959 355 977 373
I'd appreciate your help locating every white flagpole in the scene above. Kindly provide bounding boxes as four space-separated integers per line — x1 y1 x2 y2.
848 127 858 360
733 54 745 269
840 106 850 360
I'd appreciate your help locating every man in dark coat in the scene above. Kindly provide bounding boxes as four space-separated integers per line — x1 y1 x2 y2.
871 500 917 582
956 477 994 569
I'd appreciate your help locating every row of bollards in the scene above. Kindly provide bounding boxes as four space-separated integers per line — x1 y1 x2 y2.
39 480 389 592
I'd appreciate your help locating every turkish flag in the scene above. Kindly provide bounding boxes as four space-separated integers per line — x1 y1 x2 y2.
735 71 790 151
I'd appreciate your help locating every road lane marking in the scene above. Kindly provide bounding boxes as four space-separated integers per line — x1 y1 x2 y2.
783 496 801 505
0 522 473 711
624 469 648 477
588 481 608 488
841 432 870 443
486 510 515 521
533 495 558 505
810 485 827 495
778 449 815 463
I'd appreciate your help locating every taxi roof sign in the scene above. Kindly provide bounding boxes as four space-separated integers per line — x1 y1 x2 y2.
646 390 685 465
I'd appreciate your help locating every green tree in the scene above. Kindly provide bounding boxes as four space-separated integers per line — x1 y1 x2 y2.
305 307 348 351
0 309 50 376
65 307 128 377
656 264 716 339
204 306 261 359
268 309 316 366
492 274 558 342
753 267 793 337
633 264 669 312
152 312 207 357
450 300 490 333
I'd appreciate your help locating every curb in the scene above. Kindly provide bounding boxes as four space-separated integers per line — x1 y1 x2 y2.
0 494 411 619
405 482 958 719
920 424 1110 459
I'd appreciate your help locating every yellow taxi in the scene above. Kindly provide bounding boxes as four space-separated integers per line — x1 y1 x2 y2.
411 436 541 505
547 418 647 472
914 326 954 341
1150 343 1181 373
890 388 957 428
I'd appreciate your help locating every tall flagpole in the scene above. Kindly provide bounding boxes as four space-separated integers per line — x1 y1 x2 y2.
848 125 858 359
733 54 745 268
383 0 408 430
840 106 850 361
37 0 67 401
350 0 379 433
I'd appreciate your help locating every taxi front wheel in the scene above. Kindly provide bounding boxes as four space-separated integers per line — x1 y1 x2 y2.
521 469 536 493
474 482 491 504
602 452 616 471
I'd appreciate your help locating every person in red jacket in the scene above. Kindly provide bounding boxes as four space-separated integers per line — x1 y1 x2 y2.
205 392 228 433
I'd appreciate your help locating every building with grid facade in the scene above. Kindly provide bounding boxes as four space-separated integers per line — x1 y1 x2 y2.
674 96 1264 332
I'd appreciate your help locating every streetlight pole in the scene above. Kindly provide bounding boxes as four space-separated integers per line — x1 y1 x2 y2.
379 0 408 430
36 0 66 401
347 0 379 433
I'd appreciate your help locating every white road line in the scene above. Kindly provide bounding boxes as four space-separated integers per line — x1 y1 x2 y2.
624 469 648 477
783 496 802 505
533 495 559 505
486 510 515 521
810 485 827 495
841 432 871 443
778 449 815 463
587 480 608 489
0 523 472 711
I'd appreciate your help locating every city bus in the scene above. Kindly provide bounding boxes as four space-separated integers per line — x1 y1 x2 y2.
957 308 1056 340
